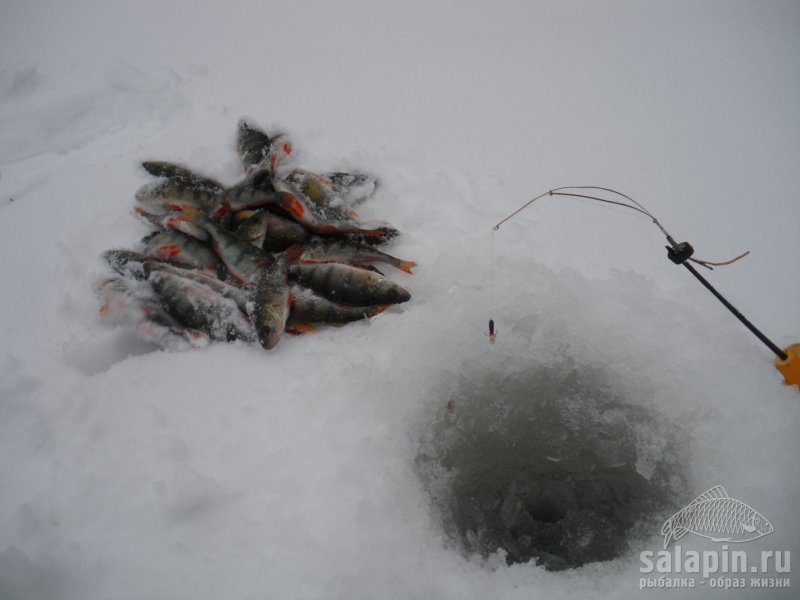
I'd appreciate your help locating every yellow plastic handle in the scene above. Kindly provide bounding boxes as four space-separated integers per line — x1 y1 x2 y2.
776 343 800 387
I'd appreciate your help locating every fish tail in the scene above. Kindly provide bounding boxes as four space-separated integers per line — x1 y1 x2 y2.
394 259 417 274
133 208 163 227
661 517 674 549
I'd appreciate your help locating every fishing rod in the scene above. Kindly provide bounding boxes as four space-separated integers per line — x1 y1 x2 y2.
489 186 799 388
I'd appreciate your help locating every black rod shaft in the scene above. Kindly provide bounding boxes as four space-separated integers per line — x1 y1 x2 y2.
682 262 788 361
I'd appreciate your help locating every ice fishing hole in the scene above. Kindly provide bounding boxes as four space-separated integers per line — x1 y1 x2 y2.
416 359 689 571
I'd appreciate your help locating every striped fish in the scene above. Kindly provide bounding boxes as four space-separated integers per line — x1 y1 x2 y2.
661 486 773 549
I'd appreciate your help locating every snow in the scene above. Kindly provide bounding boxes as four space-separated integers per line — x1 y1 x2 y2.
1 1 799 598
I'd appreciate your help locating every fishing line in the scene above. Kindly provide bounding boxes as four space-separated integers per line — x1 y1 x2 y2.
488 185 788 363
487 229 497 343
490 229 494 315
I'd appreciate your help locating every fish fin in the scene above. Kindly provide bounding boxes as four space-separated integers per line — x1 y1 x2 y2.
372 304 391 316
283 245 305 265
161 214 209 240
360 264 385 276
394 259 417 274
154 244 181 259
700 485 729 500
136 319 209 350
278 191 307 219
375 225 400 242
673 526 689 541
342 263 384 276
686 485 729 508
182 204 216 228
141 160 162 177
711 537 732 543
233 209 257 223
661 518 674 549
180 205 204 222
140 231 162 245
141 160 187 179
248 169 274 191
133 206 158 221
356 304 392 320
363 228 390 240
211 196 230 221
742 523 757 533
286 322 316 335
660 518 672 536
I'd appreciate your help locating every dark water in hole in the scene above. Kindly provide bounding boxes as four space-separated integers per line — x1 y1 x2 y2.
416 359 688 570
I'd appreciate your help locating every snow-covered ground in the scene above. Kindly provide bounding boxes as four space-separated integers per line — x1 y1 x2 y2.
1 2 798 598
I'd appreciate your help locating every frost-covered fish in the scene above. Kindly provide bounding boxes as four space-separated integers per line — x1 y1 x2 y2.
222 183 288 213
293 240 416 274
148 269 256 343
104 249 201 280
179 206 272 284
135 317 210 350
340 225 401 246
135 178 225 216
139 160 284 220
271 179 389 241
141 161 225 191
237 119 271 170
288 289 389 330
660 486 773 549
96 276 151 324
134 207 211 241
239 167 274 192
96 277 209 349
325 171 380 205
142 261 249 312
139 175 389 242
284 168 356 222
236 119 293 174
285 168 381 214
234 209 311 251
233 209 272 248
141 230 221 274
248 253 290 349
288 263 410 306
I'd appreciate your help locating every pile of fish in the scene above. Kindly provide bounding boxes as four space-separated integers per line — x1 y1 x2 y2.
97 119 415 350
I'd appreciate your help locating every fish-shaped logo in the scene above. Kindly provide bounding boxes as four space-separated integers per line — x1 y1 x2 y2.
661 485 773 549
